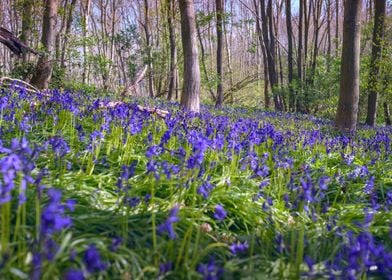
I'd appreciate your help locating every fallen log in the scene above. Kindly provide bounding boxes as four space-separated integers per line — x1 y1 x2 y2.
99 101 169 118
0 76 51 96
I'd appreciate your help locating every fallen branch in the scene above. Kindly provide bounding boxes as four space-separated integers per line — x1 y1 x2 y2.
0 76 51 96
99 101 169 119
121 65 148 97
0 27 42 57
224 73 261 101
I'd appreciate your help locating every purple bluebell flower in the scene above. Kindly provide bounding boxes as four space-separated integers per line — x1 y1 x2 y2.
229 241 249 255
319 176 330 191
304 255 314 272
197 259 224 280
364 176 375 195
47 136 70 157
146 145 162 158
31 252 42 280
198 180 215 199
213 204 227 221
386 191 392 208
41 188 72 236
83 244 106 273
44 238 59 261
158 205 180 240
110 237 122 252
159 261 173 275
64 269 85 280
66 199 76 211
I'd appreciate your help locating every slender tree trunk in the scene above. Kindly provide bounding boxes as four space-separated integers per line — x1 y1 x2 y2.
21 0 33 63
326 0 332 70
196 20 216 101
167 0 177 101
303 0 311 82
215 0 224 108
267 0 282 110
253 0 270 108
335 0 362 131
335 0 339 56
30 0 58 89
179 0 200 112
310 0 322 86
260 0 282 111
365 0 386 126
285 0 294 111
384 102 391 126
297 0 303 112
82 0 91 84
60 0 77 68
223 1 233 88
144 0 155 98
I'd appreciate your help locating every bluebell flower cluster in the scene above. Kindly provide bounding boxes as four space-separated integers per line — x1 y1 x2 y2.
213 204 227 221
197 259 224 280
158 205 180 240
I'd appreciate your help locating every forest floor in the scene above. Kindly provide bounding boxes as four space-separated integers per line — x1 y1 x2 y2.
0 86 392 279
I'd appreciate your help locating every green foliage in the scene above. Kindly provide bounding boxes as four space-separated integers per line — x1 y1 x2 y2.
9 61 36 80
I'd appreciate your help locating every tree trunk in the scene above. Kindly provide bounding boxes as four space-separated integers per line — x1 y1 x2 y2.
21 0 33 63
82 0 91 84
253 0 270 108
326 0 331 70
285 0 294 111
30 0 58 89
384 102 391 126
260 0 282 111
144 0 155 98
335 0 362 131
196 20 216 101
365 0 386 126
335 0 339 56
297 0 303 112
310 0 322 86
60 0 77 68
179 0 200 112
215 0 224 108
167 0 177 101
223 1 234 88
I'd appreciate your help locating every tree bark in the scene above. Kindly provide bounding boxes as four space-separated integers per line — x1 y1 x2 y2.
260 0 282 111
285 0 294 111
335 0 362 131
21 0 33 63
215 0 224 108
365 0 386 126
384 102 391 126
310 0 322 86
60 0 77 68
253 0 270 108
335 0 339 56
82 0 90 84
179 0 200 112
30 0 58 89
326 0 331 71
144 0 155 98
167 0 177 101
196 20 216 101
297 0 303 112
